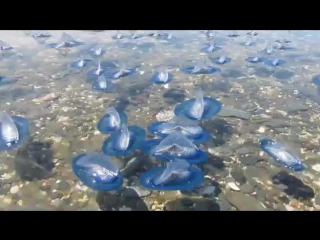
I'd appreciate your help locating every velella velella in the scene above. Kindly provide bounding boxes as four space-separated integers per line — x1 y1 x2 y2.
30 30 51 44
211 55 232 65
72 152 123 191
245 56 264 63
140 132 208 165
227 30 240 37
174 88 222 120
70 54 93 69
150 65 173 85
147 116 211 143
102 124 146 156
247 30 258 36
259 44 275 56
140 159 204 191
0 76 18 87
181 59 221 75
264 58 286 67
47 32 85 49
240 36 255 47
97 107 128 134
92 74 115 93
0 40 14 51
89 44 106 57
0 111 29 151
88 61 104 77
260 138 305 171
200 41 221 53
112 30 124 40
104 63 136 80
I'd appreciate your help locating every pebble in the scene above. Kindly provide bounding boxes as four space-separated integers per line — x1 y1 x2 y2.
227 182 240 191
199 186 216 196
10 186 20 194
240 183 255 194
312 164 320 172
225 191 268 211
285 205 295 211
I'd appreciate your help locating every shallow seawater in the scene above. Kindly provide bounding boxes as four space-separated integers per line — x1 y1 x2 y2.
1 30 320 211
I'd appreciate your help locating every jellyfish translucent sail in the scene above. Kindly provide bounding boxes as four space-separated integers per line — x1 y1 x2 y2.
105 107 121 128
0 111 19 146
153 159 191 186
152 132 198 157
76 152 119 183
272 59 279 66
188 88 204 120
113 124 130 151
156 117 202 137
95 61 103 75
157 65 169 83
91 44 102 56
218 56 226 64
97 75 107 89
77 54 85 68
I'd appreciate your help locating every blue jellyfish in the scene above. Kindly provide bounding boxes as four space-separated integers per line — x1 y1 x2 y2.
227 30 240 37
240 36 255 47
150 65 173 85
140 159 204 191
260 138 305 171
0 111 29 151
264 58 286 67
30 30 51 44
128 30 144 39
0 76 18 87
147 116 211 144
102 124 146 156
72 152 123 191
0 40 14 51
104 63 136 80
89 44 106 57
70 54 93 69
245 56 264 63
47 32 85 49
88 61 104 78
97 107 128 134
258 45 275 56
181 59 221 75
141 132 208 165
201 41 222 53
92 75 115 93
174 88 222 121
150 30 173 40
112 30 125 40
275 39 291 44
312 74 320 87
247 30 258 36
211 55 232 65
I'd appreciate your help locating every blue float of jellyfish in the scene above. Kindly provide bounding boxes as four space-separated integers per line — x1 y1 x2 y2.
174 88 222 121
72 152 123 191
227 31 240 37
0 76 18 87
112 31 125 40
245 56 264 63
102 124 146 157
211 56 232 65
200 42 222 53
97 107 128 134
104 64 136 80
260 138 305 171
88 61 104 78
264 58 286 67
141 132 208 165
147 117 211 144
0 112 29 151
0 40 14 51
181 60 221 75
240 38 255 47
150 66 173 85
70 55 93 69
258 46 275 56
47 32 85 49
140 159 204 191
312 74 320 87
30 30 51 44
92 75 115 93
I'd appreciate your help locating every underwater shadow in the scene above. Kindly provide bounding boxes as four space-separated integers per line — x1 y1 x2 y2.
14 139 55 181
110 97 130 112
253 67 275 78
164 197 220 211
272 170 315 201
163 88 186 104
197 79 232 92
220 68 246 79
201 118 233 147
96 190 150 211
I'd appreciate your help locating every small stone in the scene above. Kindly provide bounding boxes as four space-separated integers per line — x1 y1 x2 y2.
240 183 255 194
225 191 268 211
10 186 20 194
285 205 295 211
227 182 240 191
312 164 320 172
199 186 216 196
